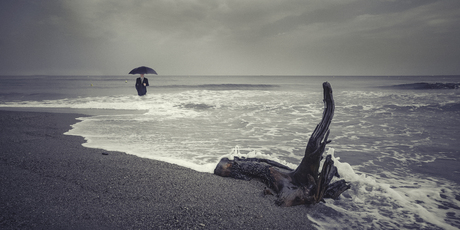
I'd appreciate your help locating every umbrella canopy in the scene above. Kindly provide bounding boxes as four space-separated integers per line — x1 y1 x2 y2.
129 66 157 75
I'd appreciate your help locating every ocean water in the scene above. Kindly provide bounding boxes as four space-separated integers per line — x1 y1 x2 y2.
1 75 459 229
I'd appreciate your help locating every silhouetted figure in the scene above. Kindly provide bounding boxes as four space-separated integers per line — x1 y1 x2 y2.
135 74 149 96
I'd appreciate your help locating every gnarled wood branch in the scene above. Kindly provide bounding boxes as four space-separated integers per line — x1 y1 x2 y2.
214 82 350 206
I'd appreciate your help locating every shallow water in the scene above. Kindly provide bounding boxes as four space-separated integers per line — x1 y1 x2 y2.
1 75 459 229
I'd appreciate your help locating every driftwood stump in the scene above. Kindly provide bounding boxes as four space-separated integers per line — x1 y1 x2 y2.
214 82 350 206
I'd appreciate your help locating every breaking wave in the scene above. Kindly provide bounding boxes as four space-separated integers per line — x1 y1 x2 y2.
152 84 280 90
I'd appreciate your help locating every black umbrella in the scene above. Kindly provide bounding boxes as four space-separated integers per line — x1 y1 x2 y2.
129 66 158 75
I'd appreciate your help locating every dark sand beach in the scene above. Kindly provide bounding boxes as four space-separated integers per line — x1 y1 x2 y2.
0 110 319 229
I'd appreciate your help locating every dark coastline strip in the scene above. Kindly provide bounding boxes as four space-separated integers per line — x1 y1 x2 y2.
388 82 460 90
0 110 317 229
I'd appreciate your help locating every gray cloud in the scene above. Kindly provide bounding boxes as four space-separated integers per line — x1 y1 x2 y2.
1 0 459 75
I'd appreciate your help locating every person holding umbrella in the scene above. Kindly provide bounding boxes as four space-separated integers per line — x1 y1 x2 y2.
135 74 149 96
129 66 157 96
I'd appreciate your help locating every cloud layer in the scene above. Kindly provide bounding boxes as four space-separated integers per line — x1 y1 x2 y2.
1 0 459 75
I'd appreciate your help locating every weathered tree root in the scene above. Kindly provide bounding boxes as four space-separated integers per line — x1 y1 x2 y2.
214 82 350 206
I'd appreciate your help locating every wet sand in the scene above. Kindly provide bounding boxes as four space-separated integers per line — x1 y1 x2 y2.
0 110 319 229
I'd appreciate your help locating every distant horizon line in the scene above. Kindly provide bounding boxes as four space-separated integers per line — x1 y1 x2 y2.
1 74 459 77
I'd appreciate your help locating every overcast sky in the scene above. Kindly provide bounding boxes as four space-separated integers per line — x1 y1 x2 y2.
1 0 459 76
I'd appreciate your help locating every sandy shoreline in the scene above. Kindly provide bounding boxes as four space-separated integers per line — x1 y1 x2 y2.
0 110 320 229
